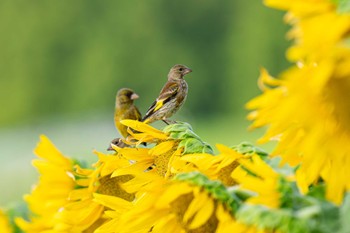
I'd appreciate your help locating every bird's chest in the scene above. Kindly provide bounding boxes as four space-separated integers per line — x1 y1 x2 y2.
176 81 188 103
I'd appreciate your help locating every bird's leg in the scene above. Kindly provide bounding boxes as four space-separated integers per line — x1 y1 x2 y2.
162 118 177 125
162 120 170 125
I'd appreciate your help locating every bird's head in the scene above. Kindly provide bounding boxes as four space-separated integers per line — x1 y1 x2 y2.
116 88 139 105
168 64 192 80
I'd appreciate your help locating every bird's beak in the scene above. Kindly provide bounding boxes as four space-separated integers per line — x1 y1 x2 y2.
183 68 192 75
130 93 139 100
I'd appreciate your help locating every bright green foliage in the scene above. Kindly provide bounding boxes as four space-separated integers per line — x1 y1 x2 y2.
175 172 242 212
164 122 213 154
232 141 268 156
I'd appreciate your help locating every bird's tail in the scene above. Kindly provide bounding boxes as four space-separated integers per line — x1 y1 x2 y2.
141 117 150 124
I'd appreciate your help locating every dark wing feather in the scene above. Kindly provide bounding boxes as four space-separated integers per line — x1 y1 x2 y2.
142 81 179 121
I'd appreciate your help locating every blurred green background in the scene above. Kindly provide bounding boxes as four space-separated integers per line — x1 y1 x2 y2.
0 1 289 205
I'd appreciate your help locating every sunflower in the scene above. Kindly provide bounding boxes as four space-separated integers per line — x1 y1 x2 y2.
15 135 75 232
15 135 136 232
94 172 266 233
111 120 212 184
52 150 136 232
231 154 282 209
248 0 350 204
177 144 248 186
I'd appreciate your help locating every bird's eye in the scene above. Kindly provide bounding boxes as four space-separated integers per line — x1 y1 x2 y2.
179 68 184 71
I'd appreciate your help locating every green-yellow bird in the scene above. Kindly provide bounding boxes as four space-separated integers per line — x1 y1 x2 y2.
114 88 142 138
142 64 192 124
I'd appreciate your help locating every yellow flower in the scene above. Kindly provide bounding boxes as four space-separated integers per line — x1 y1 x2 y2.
248 63 350 204
0 210 12 233
231 154 281 208
15 135 75 233
265 0 350 62
16 135 135 232
92 193 134 233
121 119 168 144
94 174 266 233
178 144 247 186
110 121 190 186
53 150 135 232
248 0 350 205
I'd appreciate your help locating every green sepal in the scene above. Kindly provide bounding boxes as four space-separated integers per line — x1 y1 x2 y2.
164 122 213 154
163 122 193 133
164 122 202 141
231 142 268 157
178 138 213 154
175 172 244 213
168 130 201 141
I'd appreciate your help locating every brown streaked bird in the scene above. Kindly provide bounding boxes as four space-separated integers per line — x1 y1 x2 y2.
114 88 142 138
107 137 128 151
142 64 192 124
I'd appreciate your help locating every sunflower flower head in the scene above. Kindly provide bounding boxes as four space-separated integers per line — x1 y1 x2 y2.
231 154 291 209
248 0 350 204
115 120 213 179
94 171 266 233
15 135 76 233
53 149 136 232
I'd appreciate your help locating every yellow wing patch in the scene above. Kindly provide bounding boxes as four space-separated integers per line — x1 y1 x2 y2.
154 99 165 111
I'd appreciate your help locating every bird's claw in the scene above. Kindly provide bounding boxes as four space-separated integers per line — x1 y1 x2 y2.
162 119 177 125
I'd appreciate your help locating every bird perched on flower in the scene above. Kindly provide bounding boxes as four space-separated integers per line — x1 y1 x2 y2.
114 88 142 138
107 137 128 151
142 64 192 124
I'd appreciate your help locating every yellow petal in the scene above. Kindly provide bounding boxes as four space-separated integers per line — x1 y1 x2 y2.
93 193 133 211
156 183 193 209
149 141 175 156
188 196 214 229
121 120 168 139
69 188 91 201
183 190 208 223
117 147 151 161
152 214 185 233
216 144 238 157
34 135 72 169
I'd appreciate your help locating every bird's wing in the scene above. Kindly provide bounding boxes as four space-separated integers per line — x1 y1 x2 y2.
144 82 179 118
134 105 142 121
